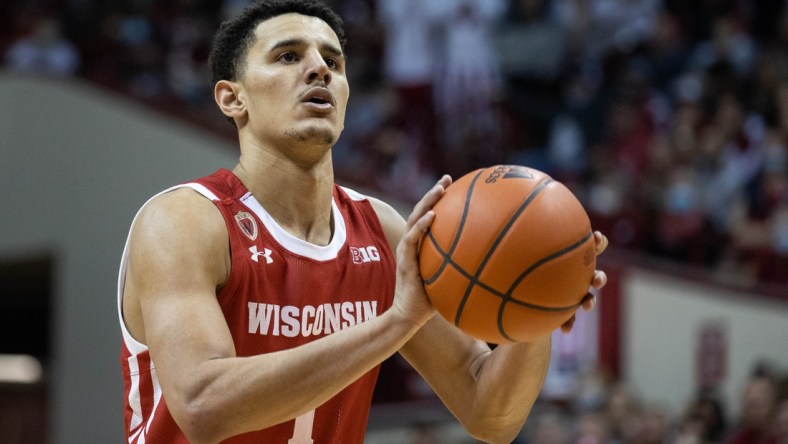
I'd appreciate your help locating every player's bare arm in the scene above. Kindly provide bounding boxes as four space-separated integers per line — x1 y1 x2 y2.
371 179 609 444
123 188 432 443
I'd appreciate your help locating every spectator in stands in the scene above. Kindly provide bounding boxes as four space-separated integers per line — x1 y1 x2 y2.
221 0 254 21
105 3 166 99
701 92 766 234
774 398 788 444
551 0 660 59
604 381 642 443
640 10 692 94
601 73 656 188
376 0 444 195
652 165 708 262
495 0 569 163
723 80 787 282
525 409 570 444
687 14 756 80
584 85 655 251
165 8 214 104
4 17 80 76
573 411 611 444
637 403 670 444
431 0 507 178
678 390 728 444
728 166 788 284
728 374 781 444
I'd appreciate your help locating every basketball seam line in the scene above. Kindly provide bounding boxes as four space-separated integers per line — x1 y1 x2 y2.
427 234 590 311
453 177 554 327
422 169 484 286
497 230 594 342
425 225 592 342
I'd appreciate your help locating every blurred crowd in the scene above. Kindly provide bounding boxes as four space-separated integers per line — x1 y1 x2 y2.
2 0 787 287
374 360 788 443
2 1 787 442
510 362 788 444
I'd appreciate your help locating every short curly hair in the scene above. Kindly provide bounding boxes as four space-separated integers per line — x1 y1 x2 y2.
209 0 346 84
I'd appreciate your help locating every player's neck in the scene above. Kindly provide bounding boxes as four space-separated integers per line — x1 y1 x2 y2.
233 149 335 246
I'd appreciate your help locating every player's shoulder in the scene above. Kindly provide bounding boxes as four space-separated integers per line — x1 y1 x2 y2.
132 187 226 247
139 187 218 220
367 195 404 229
339 185 403 223
338 185 407 249
125 186 230 302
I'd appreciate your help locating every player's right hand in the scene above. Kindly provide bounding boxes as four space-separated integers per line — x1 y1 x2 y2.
390 175 452 329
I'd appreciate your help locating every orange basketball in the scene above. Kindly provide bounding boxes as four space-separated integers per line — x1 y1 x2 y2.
418 165 596 344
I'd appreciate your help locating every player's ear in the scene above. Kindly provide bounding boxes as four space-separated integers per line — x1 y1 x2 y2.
215 80 245 121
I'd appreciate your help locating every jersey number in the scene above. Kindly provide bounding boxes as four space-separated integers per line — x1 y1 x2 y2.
287 409 315 444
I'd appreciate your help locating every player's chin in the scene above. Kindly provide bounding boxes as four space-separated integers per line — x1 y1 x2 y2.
286 125 339 146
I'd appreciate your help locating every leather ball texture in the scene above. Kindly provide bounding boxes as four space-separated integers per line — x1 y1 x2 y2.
418 165 596 344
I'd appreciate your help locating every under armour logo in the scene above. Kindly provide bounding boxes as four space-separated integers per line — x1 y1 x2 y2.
249 246 273 264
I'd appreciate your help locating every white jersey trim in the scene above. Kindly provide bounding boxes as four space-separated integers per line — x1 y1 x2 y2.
340 186 370 202
240 191 347 261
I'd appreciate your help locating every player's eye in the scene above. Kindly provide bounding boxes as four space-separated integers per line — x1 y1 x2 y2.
278 52 298 63
324 58 338 69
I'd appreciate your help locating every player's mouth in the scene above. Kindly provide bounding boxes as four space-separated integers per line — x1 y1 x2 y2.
300 87 335 111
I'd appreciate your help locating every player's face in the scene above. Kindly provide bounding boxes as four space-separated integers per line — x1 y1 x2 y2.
239 13 348 151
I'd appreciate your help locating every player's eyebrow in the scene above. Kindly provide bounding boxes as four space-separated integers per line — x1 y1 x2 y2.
321 43 343 59
269 38 344 59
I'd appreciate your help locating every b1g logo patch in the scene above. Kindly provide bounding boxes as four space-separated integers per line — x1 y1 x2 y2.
350 246 380 264
235 211 258 241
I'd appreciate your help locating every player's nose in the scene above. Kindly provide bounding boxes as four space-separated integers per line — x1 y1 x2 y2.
304 49 331 85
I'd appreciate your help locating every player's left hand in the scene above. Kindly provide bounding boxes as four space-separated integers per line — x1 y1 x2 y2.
560 231 608 334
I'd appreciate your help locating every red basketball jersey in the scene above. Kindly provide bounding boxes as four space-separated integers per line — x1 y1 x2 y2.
118 169 396 443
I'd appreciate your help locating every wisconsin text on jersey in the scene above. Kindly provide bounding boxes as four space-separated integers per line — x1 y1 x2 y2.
248 301 379 337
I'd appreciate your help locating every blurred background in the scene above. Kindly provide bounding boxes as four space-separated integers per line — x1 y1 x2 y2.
0 0 787 442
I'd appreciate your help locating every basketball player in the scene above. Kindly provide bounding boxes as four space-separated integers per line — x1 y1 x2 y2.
117 1 609 442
